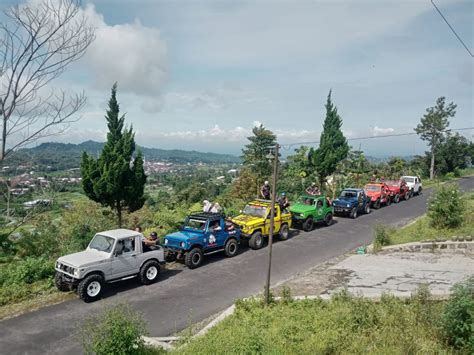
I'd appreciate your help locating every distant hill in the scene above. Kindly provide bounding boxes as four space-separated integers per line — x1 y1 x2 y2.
3 141 241 171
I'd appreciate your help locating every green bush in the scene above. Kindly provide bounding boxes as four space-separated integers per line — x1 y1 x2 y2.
428 183 464 229
0 257 54 286
80 305 150 355
442 277 474 351
373 225 391 251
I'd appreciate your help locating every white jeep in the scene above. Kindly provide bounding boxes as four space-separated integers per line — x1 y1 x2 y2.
54 229 165 302
401 175 423 196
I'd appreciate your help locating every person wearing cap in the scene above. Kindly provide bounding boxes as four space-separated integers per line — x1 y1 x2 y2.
306 182 320 196
143 231 159 248
261 180 271 200
278 192 290 211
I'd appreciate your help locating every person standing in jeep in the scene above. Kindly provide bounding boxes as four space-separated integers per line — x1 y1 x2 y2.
261 181 271 200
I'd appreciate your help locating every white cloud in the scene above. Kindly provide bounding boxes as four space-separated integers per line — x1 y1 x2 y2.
81 4 167 97
370 126 395 136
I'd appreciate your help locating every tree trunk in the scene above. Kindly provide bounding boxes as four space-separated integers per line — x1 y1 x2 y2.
430 148 435 180
1 115 6 161
117 203 122 228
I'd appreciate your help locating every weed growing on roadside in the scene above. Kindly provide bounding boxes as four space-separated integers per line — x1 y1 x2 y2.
428 183 464 229
373 225 392 251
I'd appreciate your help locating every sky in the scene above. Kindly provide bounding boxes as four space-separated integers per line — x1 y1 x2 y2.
2 0 473 157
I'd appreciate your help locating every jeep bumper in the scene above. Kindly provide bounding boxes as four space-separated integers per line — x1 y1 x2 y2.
333 206 352 214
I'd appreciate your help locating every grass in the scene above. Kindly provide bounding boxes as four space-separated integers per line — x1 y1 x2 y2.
175 291 452 354
388 191 474 245
423 167 474 189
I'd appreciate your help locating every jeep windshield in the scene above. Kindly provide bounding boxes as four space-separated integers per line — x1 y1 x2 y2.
403 177 415 183
385 180 399 186
243 205 267 218
340 190 357 198
365 185 381 191
89 234 115 253
184 218 207 231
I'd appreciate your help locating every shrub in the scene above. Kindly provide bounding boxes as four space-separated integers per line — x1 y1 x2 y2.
442 277 474 351
80 305 149 355
0 257 54 286
428 183 464 229
373 225 391 251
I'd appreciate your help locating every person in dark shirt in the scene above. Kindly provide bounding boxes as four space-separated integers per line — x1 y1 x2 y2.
306 182 320 196
278 192 290 211
261 181 271 200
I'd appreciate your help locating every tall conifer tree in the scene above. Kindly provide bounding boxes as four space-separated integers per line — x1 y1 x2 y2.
309 90 349 185
81 84 146 227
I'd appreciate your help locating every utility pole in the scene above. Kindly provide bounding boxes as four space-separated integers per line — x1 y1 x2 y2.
264 144 279 305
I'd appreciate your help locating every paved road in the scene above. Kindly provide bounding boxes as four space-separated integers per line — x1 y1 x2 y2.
1 176 473 354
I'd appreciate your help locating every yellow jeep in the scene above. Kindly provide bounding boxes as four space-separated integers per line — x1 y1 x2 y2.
231 199 292 250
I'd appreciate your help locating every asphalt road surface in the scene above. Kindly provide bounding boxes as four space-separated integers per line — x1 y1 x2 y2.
1 176 473 354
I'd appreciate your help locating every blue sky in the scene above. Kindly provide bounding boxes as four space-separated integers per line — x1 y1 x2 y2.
5 0 473 156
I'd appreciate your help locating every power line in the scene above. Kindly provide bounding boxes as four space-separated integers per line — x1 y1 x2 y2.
280 127 474 150
430 0 473 57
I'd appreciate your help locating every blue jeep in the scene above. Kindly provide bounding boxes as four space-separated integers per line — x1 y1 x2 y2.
163 213 240 269
332 188 371 219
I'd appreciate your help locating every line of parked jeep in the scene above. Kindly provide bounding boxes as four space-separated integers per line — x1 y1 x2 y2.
54 176 422 302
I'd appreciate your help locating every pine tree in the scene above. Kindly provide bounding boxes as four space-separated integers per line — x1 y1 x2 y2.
415 97 456 179
81 84 146 227
241 124 277 197
309 90 349 185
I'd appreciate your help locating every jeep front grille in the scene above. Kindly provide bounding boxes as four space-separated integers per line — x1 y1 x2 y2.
58 262 75 275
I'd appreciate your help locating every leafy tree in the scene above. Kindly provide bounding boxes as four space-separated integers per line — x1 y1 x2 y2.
415 97 456 179
428 183 464 229
81 84 146 227
436 133 471 175
241 124 277 195
309 90 349 185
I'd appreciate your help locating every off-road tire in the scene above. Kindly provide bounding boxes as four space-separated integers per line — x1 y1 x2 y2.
139 260 161 285
324 213 333 226
185 248 203 269
350 207 358 219
249 231 264 250
373 199 381 209
77 274 104 302
54 272 70 292
303 217 314 232
279 224 289 240
364 203 371 214
404 191 410 200
394 194 400 203
224 238 239 257
418 187 422 195
386 197 391 206
410 189 414 198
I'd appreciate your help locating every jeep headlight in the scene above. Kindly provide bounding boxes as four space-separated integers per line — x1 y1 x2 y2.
180 242 186 248
164 239 168 245
300 213 305 217
73 268 80 278
347 204 351 208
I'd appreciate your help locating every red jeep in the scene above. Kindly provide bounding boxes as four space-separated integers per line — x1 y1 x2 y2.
385 179 410 203
364 182 391 209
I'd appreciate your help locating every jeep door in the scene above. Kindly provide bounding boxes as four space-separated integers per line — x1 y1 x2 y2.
207 220 226 249
315 199 324 221
110 237 139 279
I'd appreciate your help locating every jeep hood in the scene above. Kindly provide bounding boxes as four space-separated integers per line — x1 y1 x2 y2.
165 230 202 241
333 197 356 206
231 214 263 226
58 250 110 268
289 204 316 214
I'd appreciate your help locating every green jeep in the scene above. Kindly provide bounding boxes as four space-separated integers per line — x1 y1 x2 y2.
289 195 334 231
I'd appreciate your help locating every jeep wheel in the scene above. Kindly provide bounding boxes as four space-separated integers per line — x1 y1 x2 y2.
364 203 371 214
185 248 203 269
410 189 414 198
54 272 70 292
77 274 104 302
394 194 400 203
302 217 314 232
279 224 289 240
324 213 333 226
139 260 161 285
350 207 358 219
249 231 264 250
224 238 239 257
373 199 381 209
418 187 422 195
404 191 410 200
386 197 391 206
